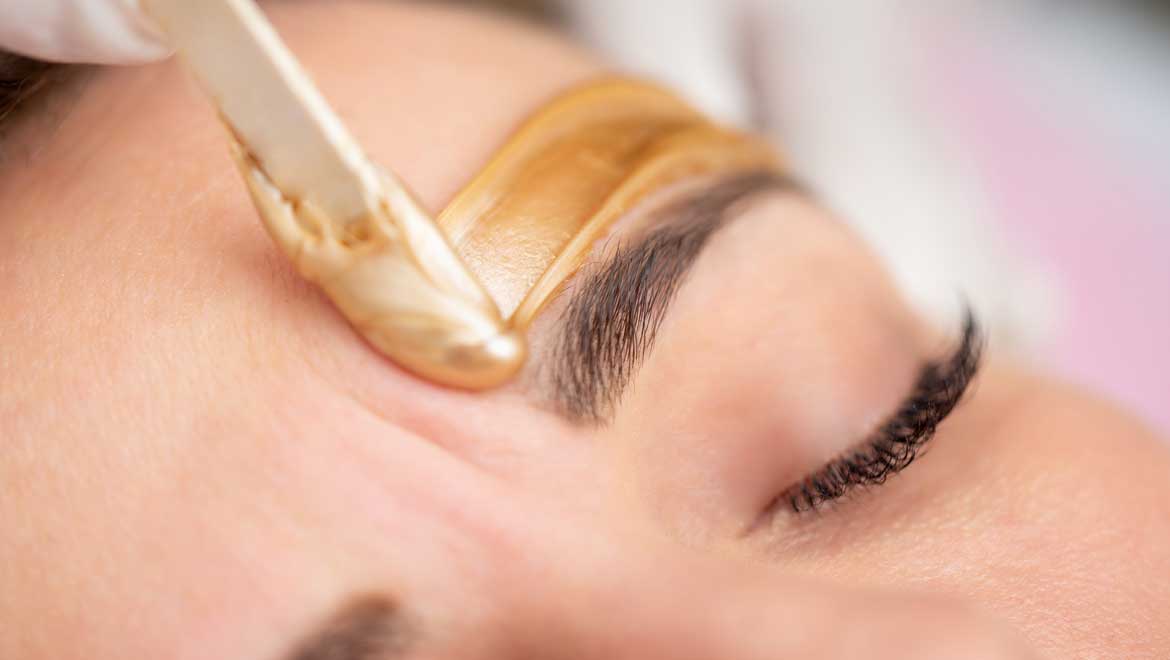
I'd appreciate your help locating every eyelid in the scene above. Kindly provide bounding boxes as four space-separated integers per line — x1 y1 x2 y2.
771 310 984 516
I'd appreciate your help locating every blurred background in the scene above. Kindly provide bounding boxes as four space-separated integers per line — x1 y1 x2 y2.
445 0 1170 433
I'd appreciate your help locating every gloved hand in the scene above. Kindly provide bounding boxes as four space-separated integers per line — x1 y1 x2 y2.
0 0 170 64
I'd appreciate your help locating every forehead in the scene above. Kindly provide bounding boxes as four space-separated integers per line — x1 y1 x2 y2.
0 1 605 402
1 2 601 212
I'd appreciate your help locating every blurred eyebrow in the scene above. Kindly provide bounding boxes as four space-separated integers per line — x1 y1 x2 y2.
284 596 414 660
547 171 802 422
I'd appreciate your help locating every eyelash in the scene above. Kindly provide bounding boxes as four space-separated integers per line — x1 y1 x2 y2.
782 310 984 514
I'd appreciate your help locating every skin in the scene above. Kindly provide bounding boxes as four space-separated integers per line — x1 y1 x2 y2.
2 3 1168 658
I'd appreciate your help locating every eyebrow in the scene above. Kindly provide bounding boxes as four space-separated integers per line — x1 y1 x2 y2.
547 171 802 422
283 596 414 660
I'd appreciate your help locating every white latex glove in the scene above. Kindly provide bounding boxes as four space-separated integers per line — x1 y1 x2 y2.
0 0 170 64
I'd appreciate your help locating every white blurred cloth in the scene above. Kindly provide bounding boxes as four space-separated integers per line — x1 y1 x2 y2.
559 0 1052 344
0 0 170 64
559 0 1170 430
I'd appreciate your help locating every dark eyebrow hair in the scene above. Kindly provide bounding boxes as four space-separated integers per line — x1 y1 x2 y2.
547 171 803 423
283 596 415 660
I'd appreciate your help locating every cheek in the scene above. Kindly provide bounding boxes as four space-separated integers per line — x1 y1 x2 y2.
770 373 1170 656
606 202 924 543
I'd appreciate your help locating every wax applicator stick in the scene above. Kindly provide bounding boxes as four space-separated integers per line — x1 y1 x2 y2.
140 0 526 390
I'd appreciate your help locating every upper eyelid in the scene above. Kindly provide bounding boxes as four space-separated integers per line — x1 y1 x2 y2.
759 310 984 522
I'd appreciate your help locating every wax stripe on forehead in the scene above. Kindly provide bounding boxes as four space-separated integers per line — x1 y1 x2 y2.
436 78 783 328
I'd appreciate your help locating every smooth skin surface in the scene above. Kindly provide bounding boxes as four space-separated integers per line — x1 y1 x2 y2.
1 3 1168 659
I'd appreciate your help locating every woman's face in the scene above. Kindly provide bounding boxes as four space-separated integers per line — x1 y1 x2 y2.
2 3 1167 659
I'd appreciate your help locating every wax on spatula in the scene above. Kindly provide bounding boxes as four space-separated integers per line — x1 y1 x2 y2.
141 0 526 390
140 1 783 390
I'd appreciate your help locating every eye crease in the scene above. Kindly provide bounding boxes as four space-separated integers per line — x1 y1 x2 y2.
777 310 984 515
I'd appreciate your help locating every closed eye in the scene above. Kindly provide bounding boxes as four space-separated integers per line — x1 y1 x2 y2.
773 309 984 516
